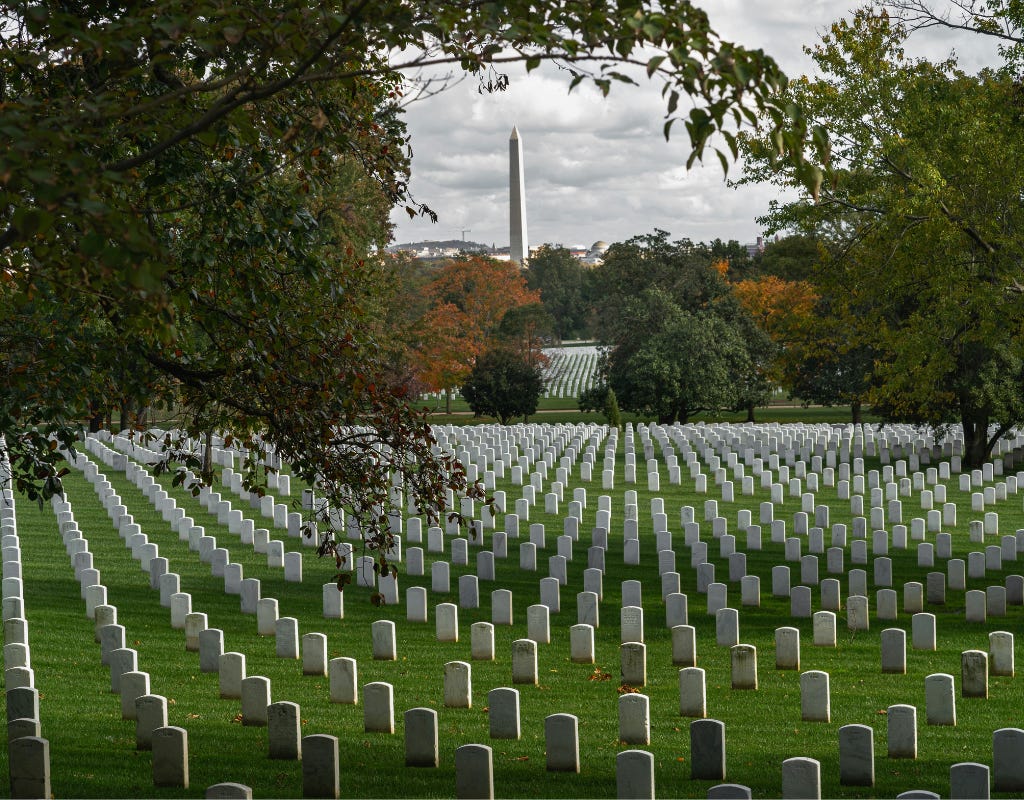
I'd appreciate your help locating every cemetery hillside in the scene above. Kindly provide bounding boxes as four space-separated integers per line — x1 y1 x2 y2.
3 421 1024 798
4 1 1024 798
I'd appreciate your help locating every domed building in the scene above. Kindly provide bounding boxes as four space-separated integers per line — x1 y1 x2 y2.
580 240 609 267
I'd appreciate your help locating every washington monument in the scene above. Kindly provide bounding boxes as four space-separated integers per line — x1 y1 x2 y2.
509 126 529 265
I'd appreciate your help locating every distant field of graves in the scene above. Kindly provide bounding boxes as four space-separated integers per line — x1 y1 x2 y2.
4 420 1023 798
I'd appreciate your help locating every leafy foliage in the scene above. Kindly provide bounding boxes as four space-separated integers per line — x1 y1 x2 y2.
0 0 821 565
589 232 773 423
461 348 545 425
525 246 593 340
412 255 541 404
740 8 1024 464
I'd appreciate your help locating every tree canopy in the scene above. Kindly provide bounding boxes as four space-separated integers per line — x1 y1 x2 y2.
0 0 818 551
461 348 545 425
590 231 773 423
740 7 1024 464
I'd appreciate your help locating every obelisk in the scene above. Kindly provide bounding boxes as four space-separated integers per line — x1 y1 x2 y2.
509 126 529 265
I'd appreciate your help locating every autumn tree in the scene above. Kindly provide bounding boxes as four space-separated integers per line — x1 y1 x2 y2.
413 256 540 411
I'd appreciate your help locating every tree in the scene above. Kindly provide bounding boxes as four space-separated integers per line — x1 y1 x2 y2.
461 349 544 424
496 303 555 369
0 0 822 553
732 274 820 419
604 285 760 423
754 235 821 282
740 8 1024 465
587 231 772 422
603 388 623 429
412 255 541 411
526 246 590 340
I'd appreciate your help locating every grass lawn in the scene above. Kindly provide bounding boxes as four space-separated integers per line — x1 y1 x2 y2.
3 420 1022 797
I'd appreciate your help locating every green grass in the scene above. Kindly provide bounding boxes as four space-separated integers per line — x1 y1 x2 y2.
3 424 1023 797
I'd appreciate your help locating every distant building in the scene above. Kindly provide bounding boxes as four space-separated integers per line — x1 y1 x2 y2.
744 236 766 259
579 240 610 267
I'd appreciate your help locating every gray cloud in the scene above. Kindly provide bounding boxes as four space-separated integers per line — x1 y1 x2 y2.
391 3 1002 249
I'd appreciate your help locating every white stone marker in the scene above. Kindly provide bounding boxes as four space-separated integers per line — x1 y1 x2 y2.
436 603 458 642
801 670 830 722
621 642 646 687
887 704 917 759
256 597 278 636
9 735 50 799
672 625 697 667
989 631 1015 676
511 639 538 685
690 719 726 780
527 604 550 644
491 589 513 626
782 756 821 800
679 666 707 718
471 621 495 661
731 644 757 690
455 744 494 800
881 628 907 674
621 605 644 644
324 655 359 705
268 701 301 760
961 649 988 698
848 595 869 631
302 734 339 799
993 727 1024 792
618 693 650 745
488 687 520 739
241 676 271 726
570 623 595 664
302 632 328 676
949 762 990 800
135 694 167 751
274 616 299 659
152 726 189 788
925 673 957 725
119 671 150 720
839 724 874 787
363 681 394 733
545 713 580 772
371 619 397 660
716 608 739 648
812 611 836 648
404 707 439 767
616 749 655 800
776 627 800 670
444 660 472 708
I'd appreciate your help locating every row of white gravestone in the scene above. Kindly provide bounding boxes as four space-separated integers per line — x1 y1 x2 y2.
2 474 55 800
540 347 600 399
82 437 313 593
61 424 1024 790
42 464 318 797
444 417 1019 557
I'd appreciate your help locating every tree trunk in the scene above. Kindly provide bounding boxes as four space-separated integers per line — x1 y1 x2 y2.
88 402 104 433
851 400 862 425
445 388 452 415
202 429 215 484
962 412 992 469
745 402 756 423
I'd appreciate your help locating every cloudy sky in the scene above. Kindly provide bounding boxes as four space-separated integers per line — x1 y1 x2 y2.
389 2 1002 250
